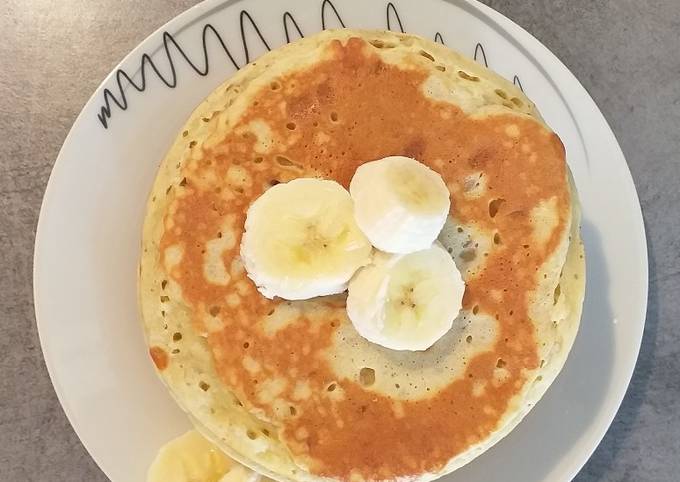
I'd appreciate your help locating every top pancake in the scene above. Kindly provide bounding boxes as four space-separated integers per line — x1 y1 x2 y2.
140 29 585 481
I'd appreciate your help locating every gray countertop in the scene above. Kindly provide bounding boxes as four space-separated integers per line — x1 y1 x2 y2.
1 1 678 480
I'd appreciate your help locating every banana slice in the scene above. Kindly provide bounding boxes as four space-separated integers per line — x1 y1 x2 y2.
147 430 261 482
349 156 450 254
241 178 373 300
346 243 464 351
219 465 262 482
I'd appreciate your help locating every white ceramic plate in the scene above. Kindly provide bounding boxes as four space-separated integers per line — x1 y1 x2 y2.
34 0 648 481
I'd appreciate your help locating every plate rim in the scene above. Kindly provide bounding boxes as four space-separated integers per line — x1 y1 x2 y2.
33 0 648 480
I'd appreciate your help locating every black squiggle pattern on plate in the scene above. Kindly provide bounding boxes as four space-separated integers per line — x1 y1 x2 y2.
97 25 239 128
97 0 524 128
283 11 304 42
321 0 346 29
513 75 524 92
240 10 272 63
474 42 488 67
386 2 405 32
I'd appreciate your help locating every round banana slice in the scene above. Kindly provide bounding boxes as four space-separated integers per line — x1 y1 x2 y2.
346 243 464 351
147 430 261 482
219 465 262 482
241 178 372 300
349 156 450 254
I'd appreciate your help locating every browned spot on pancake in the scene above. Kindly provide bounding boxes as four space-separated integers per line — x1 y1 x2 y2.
316 80 335 104
468 146 494 169
160 37 569 480
149 346 168 371
403 137 426 160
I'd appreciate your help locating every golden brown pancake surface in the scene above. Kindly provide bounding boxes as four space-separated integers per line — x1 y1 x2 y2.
141 30 583 482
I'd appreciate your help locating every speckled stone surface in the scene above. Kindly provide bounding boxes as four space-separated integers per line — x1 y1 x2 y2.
0 1 678 481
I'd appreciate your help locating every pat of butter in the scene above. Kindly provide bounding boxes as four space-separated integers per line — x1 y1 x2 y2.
147 430 262 482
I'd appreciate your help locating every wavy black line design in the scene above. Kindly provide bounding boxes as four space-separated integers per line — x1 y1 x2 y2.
283 11 304 43
321 0 346 29
97 0 524 129
474 42 488 67
513 75 524 92
240 10 271 63
386 2 405 32
97 25 238 128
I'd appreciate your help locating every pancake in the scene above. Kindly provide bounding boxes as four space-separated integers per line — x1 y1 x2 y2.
139 29 585 481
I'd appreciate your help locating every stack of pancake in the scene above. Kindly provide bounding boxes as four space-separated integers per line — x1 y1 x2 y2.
139 29 585 481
